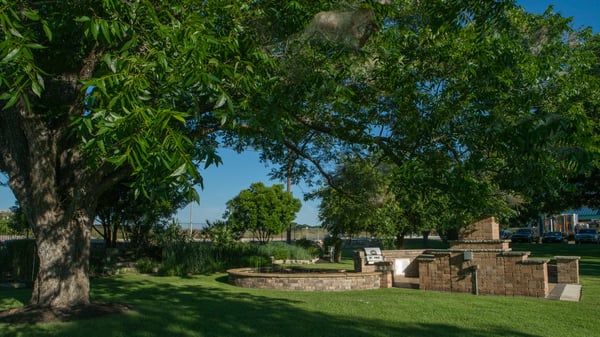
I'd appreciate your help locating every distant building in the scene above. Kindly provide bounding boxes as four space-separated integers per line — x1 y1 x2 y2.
542 208 600 236
0 210 13 221
567 208 600 224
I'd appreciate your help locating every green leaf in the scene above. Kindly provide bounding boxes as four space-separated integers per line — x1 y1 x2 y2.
169 163 187 177
101 20 111 42
2 48 20 62
91 21 100 40
22 11 38 21
42 20 53 40
214 94 227 109
24 43 45 49
8 28 23 38
107 155 127 167
31 81 43 97
2 94 18 109
119 37 136 52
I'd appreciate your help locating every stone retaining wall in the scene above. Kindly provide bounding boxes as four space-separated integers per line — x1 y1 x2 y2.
227 268 382 291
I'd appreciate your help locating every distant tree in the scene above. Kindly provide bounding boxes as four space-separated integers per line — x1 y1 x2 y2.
225 183 301 244
315 158 388 238
7 202 30 237
95 182 188 252
315 157 437 248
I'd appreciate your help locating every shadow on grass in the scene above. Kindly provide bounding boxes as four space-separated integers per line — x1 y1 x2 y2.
580 260 600 278
3 275 543 337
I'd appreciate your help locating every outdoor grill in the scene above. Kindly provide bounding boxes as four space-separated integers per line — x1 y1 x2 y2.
364 247 383 265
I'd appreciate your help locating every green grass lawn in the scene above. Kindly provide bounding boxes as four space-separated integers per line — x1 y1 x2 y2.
1 242 599 337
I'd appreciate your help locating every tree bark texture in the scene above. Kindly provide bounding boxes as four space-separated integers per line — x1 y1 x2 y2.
31 211 92 308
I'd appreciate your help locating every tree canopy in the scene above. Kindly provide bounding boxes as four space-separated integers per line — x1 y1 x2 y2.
261 1 599 230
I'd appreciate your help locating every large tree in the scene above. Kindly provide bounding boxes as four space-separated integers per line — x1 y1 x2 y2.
259 1 598 236
0 0 276 311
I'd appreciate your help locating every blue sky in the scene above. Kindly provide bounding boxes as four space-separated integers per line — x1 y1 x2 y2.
1 1 598 228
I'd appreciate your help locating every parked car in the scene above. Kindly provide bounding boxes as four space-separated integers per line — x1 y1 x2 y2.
542 231 565 243
511 227 539 243
500 229 512 240
575 228 599 244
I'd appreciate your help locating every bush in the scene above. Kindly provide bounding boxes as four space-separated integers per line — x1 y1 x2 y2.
154 238 320 277
156 241 261 276
294 238 313 250
294 239 321 258
0 243 8 281
264 242 291 260
5 239 37 284
136 257 156 274
158 253 184 276
244 255 271 270
258 242 318 261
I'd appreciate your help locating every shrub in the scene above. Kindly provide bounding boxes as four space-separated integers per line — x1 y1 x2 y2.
154 239 320 276
294 239 321 258
136 257 156 274
269 243 291 260
158 253 183 276
294 238 313 250
244 255 271 270
5 239 37 284
0 243 8 281
156 241 259 276
258 242 319 261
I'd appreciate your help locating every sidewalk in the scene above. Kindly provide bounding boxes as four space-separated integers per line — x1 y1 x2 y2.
547 283 582 302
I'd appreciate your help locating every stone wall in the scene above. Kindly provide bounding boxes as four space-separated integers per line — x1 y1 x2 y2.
228 268 382 291
459 217 500 240
411 217 554 298
556 256 580 284
352 216 580 299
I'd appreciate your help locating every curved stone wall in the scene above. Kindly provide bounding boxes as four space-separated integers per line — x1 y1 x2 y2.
227 268 382 291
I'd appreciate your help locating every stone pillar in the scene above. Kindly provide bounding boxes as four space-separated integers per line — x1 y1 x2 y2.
375 261 394 288
556 256 580 284
353 250 365 272
517 258 549 298
417 254 435 290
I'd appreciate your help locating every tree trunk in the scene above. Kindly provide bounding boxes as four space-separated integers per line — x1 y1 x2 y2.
395 232 405 249
422 230 430 249
30 209 93 309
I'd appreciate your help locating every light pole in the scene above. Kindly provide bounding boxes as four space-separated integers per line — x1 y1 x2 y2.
286 167 292 244
189 202 193 239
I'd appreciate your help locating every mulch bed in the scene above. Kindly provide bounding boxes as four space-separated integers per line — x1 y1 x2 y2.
0 301 131 325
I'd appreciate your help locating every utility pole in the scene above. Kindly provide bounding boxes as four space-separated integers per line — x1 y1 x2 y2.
189 202 193 239
286 152 293 244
